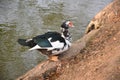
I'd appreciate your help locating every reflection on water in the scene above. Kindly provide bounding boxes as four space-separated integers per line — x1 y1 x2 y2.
0 0 112 79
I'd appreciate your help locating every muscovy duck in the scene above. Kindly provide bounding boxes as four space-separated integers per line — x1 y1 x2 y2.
17 20 74 61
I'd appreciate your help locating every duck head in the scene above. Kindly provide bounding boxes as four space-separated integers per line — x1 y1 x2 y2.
61 20 74 30
61 20 74 40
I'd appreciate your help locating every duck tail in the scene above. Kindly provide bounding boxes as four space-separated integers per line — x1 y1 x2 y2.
17 39 36 47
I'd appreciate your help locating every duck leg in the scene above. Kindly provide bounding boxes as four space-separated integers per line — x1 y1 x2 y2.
49 56 59 61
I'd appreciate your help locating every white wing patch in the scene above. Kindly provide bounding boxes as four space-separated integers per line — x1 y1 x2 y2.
29 45 42 51
47 37 64 51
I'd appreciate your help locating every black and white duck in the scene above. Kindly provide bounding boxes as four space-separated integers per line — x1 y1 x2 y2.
17 20 74 61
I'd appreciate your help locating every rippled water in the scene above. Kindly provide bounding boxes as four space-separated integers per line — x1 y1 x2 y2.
0 0 112 79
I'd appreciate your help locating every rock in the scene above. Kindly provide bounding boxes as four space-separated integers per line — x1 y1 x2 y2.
85 0 120 34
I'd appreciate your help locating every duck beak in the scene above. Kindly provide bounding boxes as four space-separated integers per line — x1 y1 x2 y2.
68 21 75 28
69 24 75 28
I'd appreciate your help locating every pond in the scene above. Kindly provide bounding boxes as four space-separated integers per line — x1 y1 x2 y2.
0 0 112 79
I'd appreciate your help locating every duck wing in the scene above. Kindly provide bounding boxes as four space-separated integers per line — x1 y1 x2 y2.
30 32 66 50
33 33 53 47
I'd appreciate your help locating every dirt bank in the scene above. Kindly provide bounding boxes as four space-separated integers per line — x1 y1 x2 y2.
56 0 120 80
56 22 120 80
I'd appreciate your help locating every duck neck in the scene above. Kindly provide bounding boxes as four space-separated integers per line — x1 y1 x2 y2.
61 29 71 41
